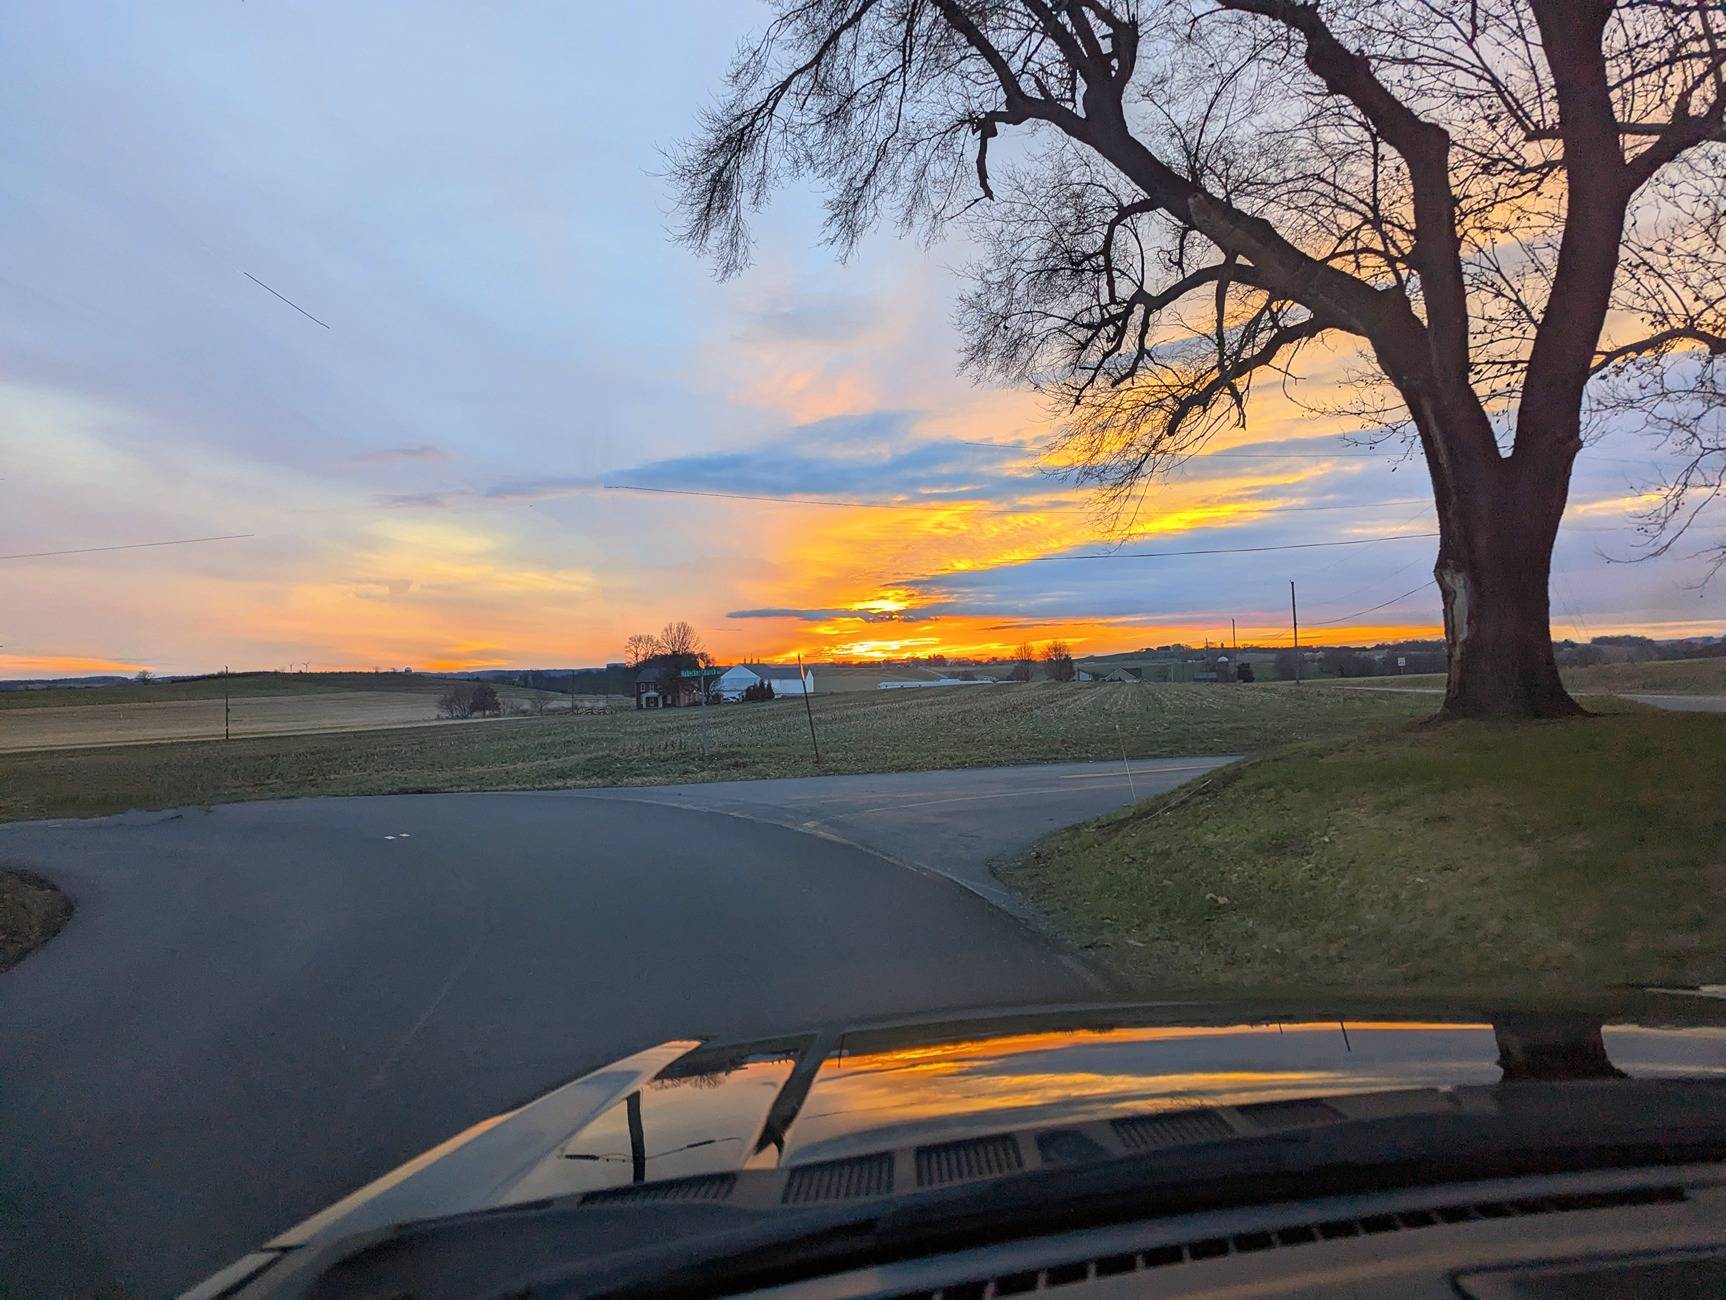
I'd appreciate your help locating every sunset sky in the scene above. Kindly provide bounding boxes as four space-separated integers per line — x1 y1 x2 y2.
2 1 1719 678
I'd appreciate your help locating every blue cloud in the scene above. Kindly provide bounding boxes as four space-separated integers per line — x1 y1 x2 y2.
601 412 1047 502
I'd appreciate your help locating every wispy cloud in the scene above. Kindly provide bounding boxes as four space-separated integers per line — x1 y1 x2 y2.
350 444 451 464
727 606 937 623
380 475 603 509
742 293 877 344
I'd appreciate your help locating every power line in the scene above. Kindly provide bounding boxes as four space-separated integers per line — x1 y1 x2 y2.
1026 531 1439 561
601 481 1427 517
0 533 255 561
1301 555 1432 609
1307 581 1438 625
243 272 331 329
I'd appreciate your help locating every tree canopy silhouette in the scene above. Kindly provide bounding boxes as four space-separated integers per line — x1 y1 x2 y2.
673 0 1725 719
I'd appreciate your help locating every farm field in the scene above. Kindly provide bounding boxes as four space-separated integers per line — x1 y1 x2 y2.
0 681 1431 823
0 673 613 752
0 691 539 753
811 663 1011 691
0 670 477 710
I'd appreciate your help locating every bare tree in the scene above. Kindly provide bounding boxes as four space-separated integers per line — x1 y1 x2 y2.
1044 638 1077 681
624 633 659 667
1008 640 1036 681
657 620 703 658
673 0 1726 720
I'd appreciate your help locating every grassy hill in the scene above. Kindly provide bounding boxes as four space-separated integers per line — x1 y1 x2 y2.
812 663 1017 691
1005 711 1725 995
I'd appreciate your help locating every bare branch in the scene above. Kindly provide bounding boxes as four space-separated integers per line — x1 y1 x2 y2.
1593 325 1726 373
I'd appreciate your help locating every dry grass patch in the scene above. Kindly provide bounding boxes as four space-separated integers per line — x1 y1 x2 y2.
0 870 72 972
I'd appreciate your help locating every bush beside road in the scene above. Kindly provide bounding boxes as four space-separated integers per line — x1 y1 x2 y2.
1003 711 1726 996
0 869 72 971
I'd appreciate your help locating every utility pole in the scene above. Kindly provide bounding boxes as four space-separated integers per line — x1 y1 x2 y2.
223 665 231 740
796 654 820 765
1231 619 1237 655
1290 580 1302 683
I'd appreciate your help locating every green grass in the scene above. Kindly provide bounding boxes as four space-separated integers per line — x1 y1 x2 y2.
0 681 1429 823
1002 712 1726 996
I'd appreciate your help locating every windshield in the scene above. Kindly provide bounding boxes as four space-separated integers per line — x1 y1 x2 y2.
2 3 1723 1297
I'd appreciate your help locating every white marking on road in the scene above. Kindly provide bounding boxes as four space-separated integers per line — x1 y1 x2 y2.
1058 763 1221 781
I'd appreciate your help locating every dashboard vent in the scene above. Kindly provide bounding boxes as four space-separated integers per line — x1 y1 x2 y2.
581 1173 736 1205
1236 1098 1344 1129
895 1184 1686 1297
783 1153 895 1204
915 1135 1023 1187
1113 1108 1234 1151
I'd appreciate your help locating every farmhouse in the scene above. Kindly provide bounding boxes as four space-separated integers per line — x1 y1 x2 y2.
718 663 812 700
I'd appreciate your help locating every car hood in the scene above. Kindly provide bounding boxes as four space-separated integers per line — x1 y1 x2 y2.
242 993 1726 1262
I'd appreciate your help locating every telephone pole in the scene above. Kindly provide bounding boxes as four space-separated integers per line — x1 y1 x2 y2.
1290 581 1302 684
223 665 231 740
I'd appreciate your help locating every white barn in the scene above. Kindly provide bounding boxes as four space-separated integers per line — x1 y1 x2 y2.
717 663 812 700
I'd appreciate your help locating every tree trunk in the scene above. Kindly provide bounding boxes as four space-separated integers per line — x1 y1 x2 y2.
1433 453 1585 721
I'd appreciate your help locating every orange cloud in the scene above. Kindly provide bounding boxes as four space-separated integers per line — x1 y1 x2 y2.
0 654 150 677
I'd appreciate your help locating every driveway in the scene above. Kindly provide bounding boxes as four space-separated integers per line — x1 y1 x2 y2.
564 756 1233 915
0 757 1224 1297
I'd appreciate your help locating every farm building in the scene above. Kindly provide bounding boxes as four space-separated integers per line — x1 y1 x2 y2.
717 663 812 700
1077 659 1201 684
634 668 708 709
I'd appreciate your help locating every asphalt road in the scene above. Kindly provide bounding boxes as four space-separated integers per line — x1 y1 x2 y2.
0 757 1225 1297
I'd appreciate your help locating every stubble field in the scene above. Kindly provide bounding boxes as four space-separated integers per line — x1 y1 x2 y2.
0 680 1429 823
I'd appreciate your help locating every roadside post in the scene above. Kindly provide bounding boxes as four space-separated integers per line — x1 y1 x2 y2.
797 655 820 765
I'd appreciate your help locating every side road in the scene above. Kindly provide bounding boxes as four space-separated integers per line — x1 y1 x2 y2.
0 756 1223 1297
